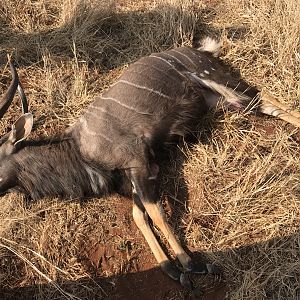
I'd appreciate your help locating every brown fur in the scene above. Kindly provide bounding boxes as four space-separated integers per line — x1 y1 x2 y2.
16 137 112 200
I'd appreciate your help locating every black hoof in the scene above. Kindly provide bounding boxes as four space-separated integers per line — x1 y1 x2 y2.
206 263 221 275
192 287 204 298
160 261 182 281
180 273 193 290
189 261 221 275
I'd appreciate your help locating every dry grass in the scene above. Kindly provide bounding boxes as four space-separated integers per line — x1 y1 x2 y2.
0 0 300 299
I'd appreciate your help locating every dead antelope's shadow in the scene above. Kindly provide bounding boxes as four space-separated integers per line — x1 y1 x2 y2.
0 1 249 69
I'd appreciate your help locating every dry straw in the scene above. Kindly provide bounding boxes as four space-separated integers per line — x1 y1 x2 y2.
0 0 300 299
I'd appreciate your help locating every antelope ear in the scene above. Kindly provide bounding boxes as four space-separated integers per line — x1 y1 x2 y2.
8 113 33 145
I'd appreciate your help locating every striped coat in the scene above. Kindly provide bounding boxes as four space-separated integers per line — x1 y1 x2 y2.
75 44 256 170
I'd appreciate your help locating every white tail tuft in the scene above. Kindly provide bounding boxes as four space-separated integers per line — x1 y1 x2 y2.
198 37 221 57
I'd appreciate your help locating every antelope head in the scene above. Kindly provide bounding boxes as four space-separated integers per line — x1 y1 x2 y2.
0 57 33 194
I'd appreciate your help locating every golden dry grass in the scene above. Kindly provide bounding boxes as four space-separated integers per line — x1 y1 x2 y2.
0 0 300 299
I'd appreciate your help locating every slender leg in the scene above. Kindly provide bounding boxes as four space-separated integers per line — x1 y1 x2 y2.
143 202 194 270
132 200 181 280
129 166 218 276
140 200 216 274
129 168 192 270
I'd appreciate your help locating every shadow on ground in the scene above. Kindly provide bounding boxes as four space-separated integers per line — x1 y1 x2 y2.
1 228 300 300
0 265 226 300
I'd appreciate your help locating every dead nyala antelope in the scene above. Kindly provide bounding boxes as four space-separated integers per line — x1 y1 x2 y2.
1 37 300 290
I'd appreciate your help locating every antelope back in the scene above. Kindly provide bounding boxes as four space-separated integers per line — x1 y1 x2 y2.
74 44 256 167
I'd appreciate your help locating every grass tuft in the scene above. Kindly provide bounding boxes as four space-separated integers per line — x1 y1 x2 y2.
0 0 300 299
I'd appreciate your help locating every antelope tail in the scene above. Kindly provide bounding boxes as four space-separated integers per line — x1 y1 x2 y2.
259 91 300 128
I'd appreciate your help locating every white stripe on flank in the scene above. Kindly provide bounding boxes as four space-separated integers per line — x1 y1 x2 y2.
118 79 171 100
134 61 177 81
88 104 107 114
88 104 117 119
85 109 111 121
164 52 185 65
100 95 151 115
171 49 198 68
79 118 112 142
149 55 185 78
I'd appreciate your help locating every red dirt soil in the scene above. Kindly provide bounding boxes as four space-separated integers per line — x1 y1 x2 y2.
89 197 228 300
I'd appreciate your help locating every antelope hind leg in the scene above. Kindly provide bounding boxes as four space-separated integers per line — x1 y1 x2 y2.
130 167 219 277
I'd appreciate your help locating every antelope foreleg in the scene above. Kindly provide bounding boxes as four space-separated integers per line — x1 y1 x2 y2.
132 200 182 281
141 201 219 274
130 167 219 277
141 201 193 270
130 168 192 270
